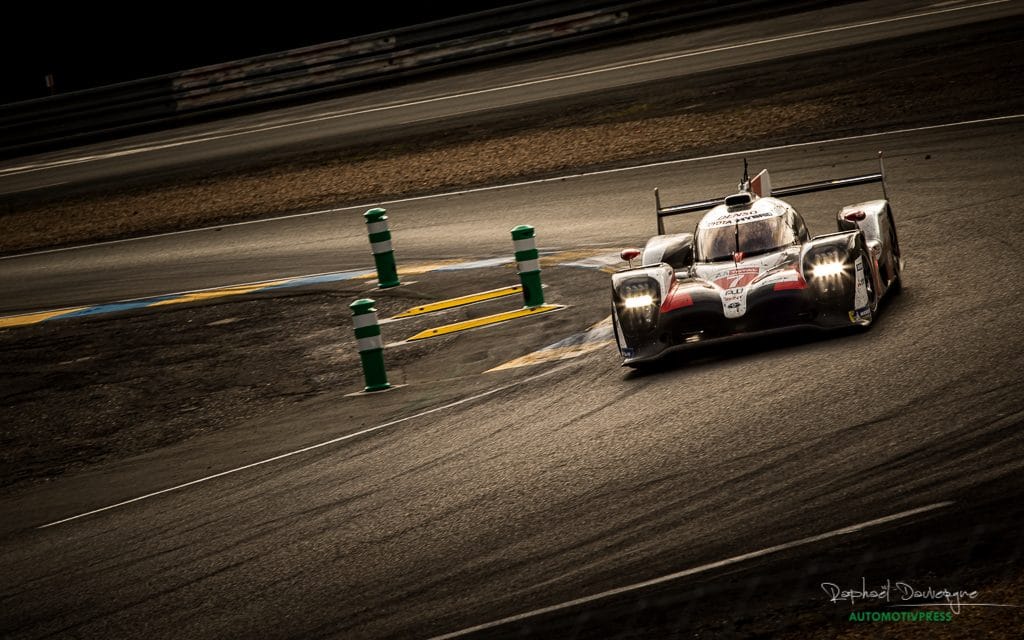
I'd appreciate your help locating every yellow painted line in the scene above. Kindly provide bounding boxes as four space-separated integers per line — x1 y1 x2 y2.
405 304 563 341
148 280 292 306
0 307 86 329
392 285 522 318
348 261 464 281
396 261 463 275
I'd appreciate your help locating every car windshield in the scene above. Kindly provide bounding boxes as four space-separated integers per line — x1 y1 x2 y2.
696 216 797 262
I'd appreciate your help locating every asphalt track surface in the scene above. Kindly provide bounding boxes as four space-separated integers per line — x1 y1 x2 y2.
2 2 1024 640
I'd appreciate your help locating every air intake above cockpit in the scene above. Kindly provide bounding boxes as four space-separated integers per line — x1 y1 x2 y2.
724 192 753 208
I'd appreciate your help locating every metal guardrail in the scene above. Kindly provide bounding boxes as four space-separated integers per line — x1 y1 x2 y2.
0 0 822 157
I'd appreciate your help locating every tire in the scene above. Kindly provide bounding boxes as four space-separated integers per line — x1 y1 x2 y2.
888 218 903 295
611 305 628 362
851 244 877 328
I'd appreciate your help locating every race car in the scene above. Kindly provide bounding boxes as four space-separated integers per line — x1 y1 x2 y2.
611 154 903 367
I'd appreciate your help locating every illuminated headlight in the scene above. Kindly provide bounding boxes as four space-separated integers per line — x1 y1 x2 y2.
811 259 845 279
618 280 659 332
812 261 845 278
624 294 654 309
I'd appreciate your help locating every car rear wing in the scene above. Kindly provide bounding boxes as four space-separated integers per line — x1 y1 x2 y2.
654 152 889 234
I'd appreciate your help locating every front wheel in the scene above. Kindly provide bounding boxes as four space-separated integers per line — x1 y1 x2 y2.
888 219 903 295
850 245 877 328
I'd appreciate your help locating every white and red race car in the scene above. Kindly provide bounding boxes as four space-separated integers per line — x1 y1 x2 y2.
612 155 903 367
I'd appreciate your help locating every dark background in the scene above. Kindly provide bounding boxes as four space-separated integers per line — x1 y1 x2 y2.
1 1 515 104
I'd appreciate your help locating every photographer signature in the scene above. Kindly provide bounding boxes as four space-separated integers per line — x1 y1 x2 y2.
821 578 981 613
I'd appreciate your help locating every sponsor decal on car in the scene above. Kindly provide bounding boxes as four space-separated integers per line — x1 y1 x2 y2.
707 266 762 319
854 256 868 309
705 210 774 227
849 307 872 323
713 267 761 290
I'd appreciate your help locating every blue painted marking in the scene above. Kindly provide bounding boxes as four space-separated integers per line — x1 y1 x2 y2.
436 257 513 271
59 295 181 318
269 270 374 288
50 271 377 320
8 253 596 327
559 252 622 270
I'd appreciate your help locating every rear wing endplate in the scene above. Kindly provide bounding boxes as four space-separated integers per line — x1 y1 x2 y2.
654 152 889 235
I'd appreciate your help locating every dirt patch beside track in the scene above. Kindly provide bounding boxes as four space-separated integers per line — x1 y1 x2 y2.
0 263 612 493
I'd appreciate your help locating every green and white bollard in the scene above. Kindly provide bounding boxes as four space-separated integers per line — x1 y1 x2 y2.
364 208 400 289
350 298 390 392
511 224 544 308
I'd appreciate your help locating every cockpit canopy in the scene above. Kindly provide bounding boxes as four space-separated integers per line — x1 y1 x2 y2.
694 197 809 262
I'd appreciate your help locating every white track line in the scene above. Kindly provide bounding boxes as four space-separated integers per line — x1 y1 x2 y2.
0 0 1008 179
5 113 1021 262
430 501 955 640
38 363 572 529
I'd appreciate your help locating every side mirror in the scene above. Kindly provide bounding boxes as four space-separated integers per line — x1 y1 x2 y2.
620 248 641 267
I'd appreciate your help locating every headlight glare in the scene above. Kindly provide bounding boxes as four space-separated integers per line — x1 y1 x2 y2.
624 294 654 309
811 261 845 278
617 280 659 332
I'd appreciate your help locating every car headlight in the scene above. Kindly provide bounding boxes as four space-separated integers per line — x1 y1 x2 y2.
617 280 660 332
811 260 845 278
624 294 654 309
